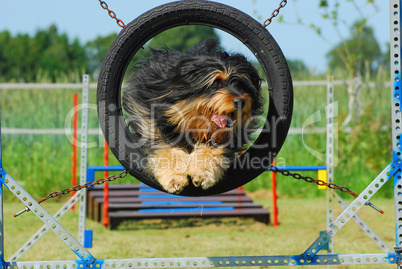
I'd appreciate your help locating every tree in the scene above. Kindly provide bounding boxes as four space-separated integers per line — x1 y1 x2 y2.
85 33 117 80
287 59 310 80
84 25 220 80
0 24 220 82
326 20 382 76
279 0 384 126
0 25 86 82
147 25 220 51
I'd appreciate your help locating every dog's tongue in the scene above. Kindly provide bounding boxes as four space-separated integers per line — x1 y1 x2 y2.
211 112 227 128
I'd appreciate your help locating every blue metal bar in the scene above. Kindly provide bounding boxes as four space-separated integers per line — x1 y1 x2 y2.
139 194 204 199
391 0 402 257
0 105 4 269
87 166 124 172
87 166 327 181
0 108 2 170
0 181 3 269
140 187 158 192
5 252 396 268
267 166 326 172
139 207 234 213
86 166 124 183
142 201 222 205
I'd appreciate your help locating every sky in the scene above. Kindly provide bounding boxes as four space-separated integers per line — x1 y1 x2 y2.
0 0 391 72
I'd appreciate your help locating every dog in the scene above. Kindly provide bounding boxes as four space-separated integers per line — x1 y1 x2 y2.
123 39 263 194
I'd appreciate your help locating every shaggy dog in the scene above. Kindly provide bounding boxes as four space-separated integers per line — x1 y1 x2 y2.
123 39 263 194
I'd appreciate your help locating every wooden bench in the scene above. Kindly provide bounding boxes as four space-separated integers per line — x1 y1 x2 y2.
87 184 270 229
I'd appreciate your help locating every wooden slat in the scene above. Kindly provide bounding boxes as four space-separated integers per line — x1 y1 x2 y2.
93 202 264 223
87 184 270 229
108 208 270 229
90 196 253 221
87 187 246 218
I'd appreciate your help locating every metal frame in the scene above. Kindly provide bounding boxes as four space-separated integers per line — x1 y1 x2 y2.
78 74 90 245
0 1 401 267
326 76 335 255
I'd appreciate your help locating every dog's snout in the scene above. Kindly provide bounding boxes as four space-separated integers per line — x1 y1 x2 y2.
233 98 246 110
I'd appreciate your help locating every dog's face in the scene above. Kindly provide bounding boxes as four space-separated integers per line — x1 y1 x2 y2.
164 55 262 147
123 39 263 152
122 39 264 193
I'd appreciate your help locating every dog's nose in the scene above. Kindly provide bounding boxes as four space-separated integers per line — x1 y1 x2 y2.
233 98 246 110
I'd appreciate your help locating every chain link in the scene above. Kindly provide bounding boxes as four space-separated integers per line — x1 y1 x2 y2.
98 0 285 29
37 170 128 204
14 170 129 217
16 164 378 217
38 166 358 202
98 0 126 28
98 0 286 29
263 0 287 27
270 166 359 198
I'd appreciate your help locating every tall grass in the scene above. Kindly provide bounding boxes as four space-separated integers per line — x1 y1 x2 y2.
245 79 392 199
0 76 393 201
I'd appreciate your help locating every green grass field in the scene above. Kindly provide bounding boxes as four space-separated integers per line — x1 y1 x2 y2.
0 80 393 200
3 196 396 268
0 78 397 268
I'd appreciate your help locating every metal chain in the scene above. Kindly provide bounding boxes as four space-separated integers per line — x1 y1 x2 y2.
14 170 128 217
263 0 287 27
39 170 128 203
270 166 385 214
33 167 357 201
98 0 286 29
270 166 358 198
15 165 383 216
98 0 126 28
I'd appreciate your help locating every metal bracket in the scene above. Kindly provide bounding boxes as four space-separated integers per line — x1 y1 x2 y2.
0 172 96 266
9 191 82 261
302 163 397 260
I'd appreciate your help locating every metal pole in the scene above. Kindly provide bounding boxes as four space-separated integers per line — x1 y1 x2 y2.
0 106 5 269
391 2 402 267
326 76 335 254
78 75 90 245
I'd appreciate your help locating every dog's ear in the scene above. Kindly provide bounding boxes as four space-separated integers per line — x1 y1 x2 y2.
187 38 221 55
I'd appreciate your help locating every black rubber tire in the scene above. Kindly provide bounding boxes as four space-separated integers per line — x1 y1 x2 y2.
97 0 293 196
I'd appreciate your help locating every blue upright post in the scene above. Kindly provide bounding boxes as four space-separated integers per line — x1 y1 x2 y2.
391 1 402 266
0 108 5 269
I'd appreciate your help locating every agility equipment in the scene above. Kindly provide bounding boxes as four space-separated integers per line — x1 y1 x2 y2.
86 178 270 229
0 0 401 268
97 0 294 196
1 74 398 268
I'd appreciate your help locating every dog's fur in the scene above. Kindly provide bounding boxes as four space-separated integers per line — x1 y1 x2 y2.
123 39 263 193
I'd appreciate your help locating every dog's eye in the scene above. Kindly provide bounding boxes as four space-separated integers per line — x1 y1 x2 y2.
213 78 223 87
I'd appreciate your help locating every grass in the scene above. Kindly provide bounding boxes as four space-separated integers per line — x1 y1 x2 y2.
0 80 396 268
0 79 393 200
2 195 396 268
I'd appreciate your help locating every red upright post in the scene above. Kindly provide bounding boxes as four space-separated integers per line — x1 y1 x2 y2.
271 160 279 226
102 140 109 227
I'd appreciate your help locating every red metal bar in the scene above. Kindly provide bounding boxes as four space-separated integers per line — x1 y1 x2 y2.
102 140 109 227
271 160 279 226
70 93 79 209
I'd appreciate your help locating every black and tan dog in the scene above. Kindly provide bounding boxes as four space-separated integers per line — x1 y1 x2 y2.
123 39 263 194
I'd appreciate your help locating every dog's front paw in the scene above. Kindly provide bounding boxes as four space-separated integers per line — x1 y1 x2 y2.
189 145 228 190
160 175 189 194
192 172 216 190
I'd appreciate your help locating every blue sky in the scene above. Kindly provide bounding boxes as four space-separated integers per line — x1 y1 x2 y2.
0 0 390 72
